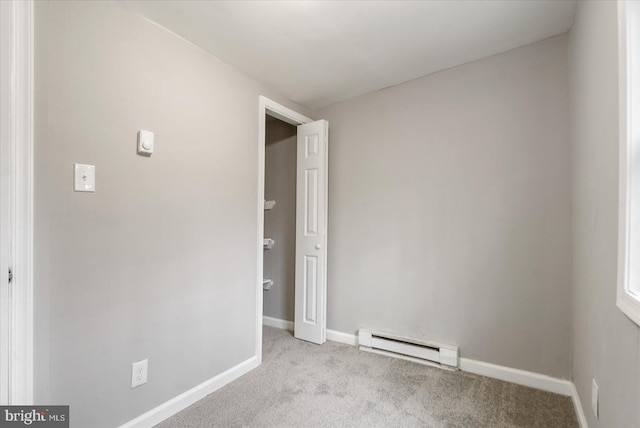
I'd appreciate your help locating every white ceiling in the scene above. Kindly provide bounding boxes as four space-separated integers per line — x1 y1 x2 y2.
117 0 577 110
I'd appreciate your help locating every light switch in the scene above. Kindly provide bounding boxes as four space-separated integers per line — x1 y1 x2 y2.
74 163 95 192
137 130 154 156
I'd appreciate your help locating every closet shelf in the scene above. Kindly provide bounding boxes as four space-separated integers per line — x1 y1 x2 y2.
263 279 273 290
264 200 276 211
263 238 275 250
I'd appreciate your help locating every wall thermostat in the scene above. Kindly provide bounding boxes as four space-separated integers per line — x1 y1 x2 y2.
137 130 154 155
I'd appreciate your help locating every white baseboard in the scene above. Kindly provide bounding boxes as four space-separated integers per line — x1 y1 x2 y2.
458 358 572 396
326 329 358 346
262 316 358 346
263 316 293 331
570 382 589 428
119 356 259 428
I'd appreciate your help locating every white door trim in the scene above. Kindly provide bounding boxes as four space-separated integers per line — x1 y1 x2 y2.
0 0 35 405
256 96 312 363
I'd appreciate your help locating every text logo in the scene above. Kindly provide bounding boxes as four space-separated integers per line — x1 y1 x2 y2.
0 406 68 427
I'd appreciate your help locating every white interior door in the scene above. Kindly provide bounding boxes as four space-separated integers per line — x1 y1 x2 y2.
294 120 328 344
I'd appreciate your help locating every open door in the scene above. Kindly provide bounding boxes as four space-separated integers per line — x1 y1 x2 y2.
294 120 328 344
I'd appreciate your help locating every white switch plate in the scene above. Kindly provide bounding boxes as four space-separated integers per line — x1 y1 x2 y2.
74 163 95 192
137 130 154 155
131 359 148 388
592 378 599 419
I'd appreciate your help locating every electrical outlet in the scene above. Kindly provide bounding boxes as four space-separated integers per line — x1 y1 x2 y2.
131 359 148 388
591 378 599 419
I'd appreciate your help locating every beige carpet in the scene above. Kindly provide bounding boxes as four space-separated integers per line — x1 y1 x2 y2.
157 326 578 427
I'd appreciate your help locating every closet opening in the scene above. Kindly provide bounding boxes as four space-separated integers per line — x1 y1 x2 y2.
256 96 329 362
263 117 297 327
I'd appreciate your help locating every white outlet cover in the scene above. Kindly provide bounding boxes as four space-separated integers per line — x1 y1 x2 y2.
74 163 95 192
131 359 148 388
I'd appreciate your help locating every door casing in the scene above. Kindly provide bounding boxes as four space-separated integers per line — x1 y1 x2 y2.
0 0 35 405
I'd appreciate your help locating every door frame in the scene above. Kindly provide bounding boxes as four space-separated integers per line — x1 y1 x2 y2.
256 96 312 363
0 0 35 404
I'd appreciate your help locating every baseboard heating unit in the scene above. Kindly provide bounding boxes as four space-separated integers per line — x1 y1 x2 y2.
358 329 459 370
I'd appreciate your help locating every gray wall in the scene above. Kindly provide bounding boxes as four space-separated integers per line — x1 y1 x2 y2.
34 1 50 404
569 1 640 426
40 1 640 425
263 118 296 321
317 35 572 378
34 1 309 427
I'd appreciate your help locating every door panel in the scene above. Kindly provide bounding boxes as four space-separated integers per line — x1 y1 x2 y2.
304 255 317 323
294 120 328 344
305 169 318 235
